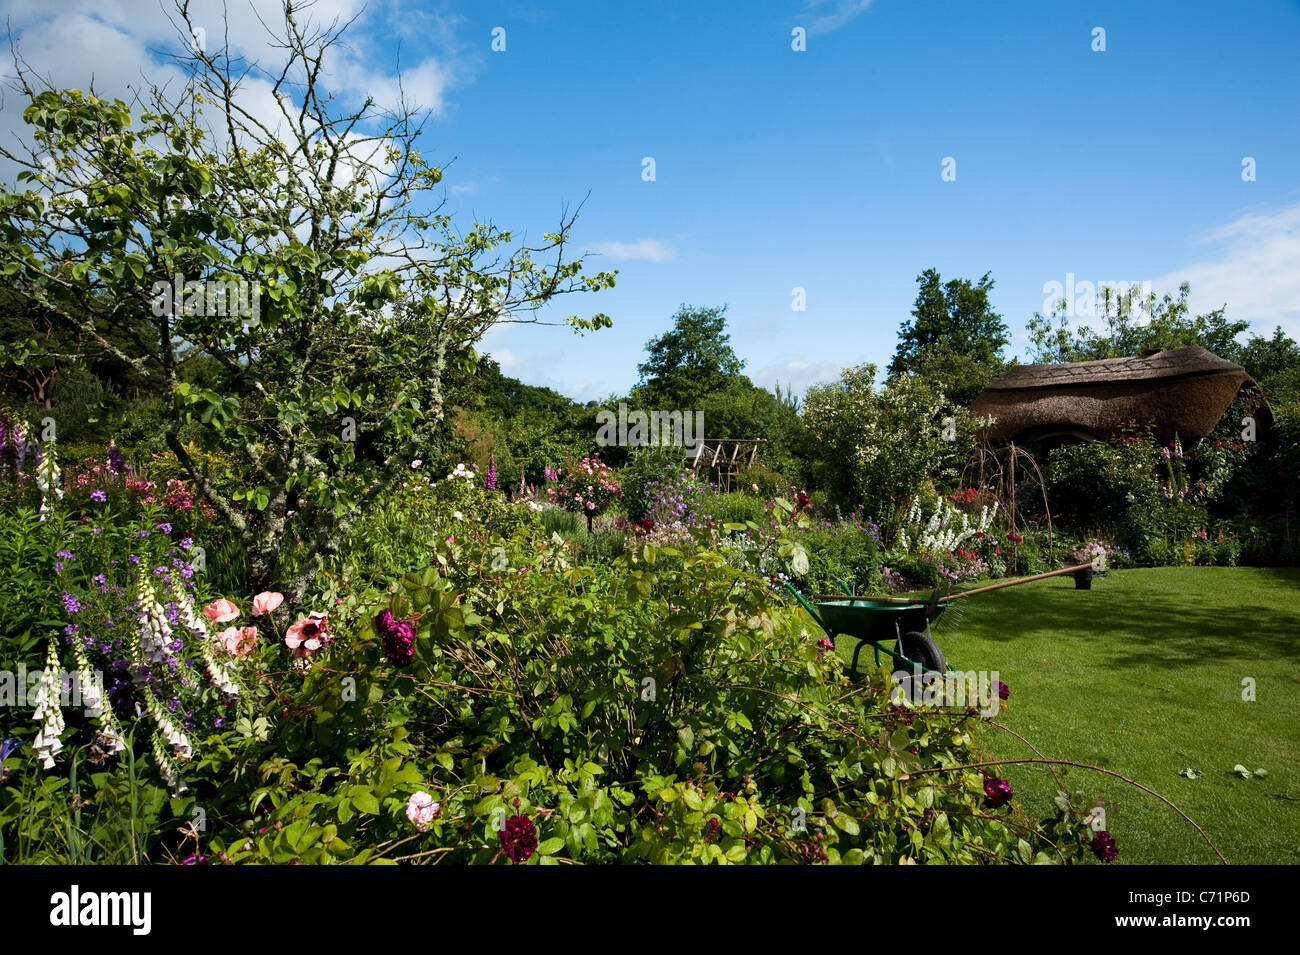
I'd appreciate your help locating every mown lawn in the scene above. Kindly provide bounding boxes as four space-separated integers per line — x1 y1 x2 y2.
844 567 1300 865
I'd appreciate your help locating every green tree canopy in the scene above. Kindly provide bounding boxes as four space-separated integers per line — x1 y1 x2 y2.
1026 282 1249 364
888 269 1009 379
637 304 745 408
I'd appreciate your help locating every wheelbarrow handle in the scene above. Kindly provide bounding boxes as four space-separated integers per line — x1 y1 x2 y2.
782 582 828 631
945 562 1095 601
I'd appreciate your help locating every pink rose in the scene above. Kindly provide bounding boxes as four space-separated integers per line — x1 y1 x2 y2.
251 591 284 616
285 611 330 657
217 625 258 657
406 791 440 832
203 598 241 624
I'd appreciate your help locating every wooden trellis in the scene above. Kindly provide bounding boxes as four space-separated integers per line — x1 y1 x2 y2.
687 438 765 493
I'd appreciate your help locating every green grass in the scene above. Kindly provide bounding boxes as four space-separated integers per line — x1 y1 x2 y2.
846 567 1300 865
956 568 1300 864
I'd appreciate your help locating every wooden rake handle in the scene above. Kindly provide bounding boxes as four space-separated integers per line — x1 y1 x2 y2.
813 562 1095 605
943 562 1096 601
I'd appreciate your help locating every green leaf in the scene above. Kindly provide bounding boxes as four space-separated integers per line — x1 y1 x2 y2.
351 788 380 814
537 837 565 856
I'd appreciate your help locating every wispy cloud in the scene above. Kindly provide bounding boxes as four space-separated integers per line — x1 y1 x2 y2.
585 238 676 262
1154 201 1300 337
804 0 876 37
750 358 847 399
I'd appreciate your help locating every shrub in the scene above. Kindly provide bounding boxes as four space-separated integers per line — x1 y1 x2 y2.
797 524 882 595
710 492 765 527
733 464 786 498
643 467 715 530
191 506 1109 865
618 445 692 523
548 455 622 531
1046 438 1156 528
569 526 629 563
540 507 580 536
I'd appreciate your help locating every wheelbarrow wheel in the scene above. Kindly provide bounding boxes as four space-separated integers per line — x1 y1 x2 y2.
896 630 946 673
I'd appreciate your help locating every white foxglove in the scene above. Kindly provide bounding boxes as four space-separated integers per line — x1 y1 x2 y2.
31 642 65 770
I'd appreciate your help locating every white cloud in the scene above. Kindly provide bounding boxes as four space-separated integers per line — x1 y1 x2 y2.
585 238 676 262
804 0 875 37
0 0 465 159
1154 201 1300 338
749 358 848 399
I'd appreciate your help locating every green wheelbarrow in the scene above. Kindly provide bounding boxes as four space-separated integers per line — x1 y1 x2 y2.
785 580 952 676
784 562 1096 677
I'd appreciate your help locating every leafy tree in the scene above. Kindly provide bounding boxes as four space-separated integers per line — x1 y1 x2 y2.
637 304 745 408
888 270 1009 379
696 377 804 476
451 358 596 488
904 343 1009 409
0 3 614 601
1237 326 1300 399
801 364 979 539
1026 282 1249 364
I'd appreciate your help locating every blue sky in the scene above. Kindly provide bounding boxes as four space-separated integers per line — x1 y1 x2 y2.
3 0 1298 401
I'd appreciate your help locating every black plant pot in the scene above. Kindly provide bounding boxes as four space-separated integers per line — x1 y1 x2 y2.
1074 567 1093 590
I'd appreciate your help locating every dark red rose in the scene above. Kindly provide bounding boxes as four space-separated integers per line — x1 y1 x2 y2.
1091 829 1118 863
982 775 1013 809
500 814 538 863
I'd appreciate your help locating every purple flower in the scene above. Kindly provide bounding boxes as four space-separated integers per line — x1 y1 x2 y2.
1091 829 1118 863
499 815 538 863
106 442 125 475
91 489 107 503
156 522 173 535
180 537 193 549
993 680 1009 701
62 592 82 614
889 703 915 725
982 775 1013 809
374 610 416 667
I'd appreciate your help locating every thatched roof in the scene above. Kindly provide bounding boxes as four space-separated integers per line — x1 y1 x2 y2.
971 346 1271 444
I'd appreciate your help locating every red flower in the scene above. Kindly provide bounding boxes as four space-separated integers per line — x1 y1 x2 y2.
982 775 1013 809
1090 830 1119 863
499 815 538 863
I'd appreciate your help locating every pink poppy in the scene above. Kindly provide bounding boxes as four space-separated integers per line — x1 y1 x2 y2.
217 625 258 657
203 598 241 624
251 591 284 616
285 611 330 656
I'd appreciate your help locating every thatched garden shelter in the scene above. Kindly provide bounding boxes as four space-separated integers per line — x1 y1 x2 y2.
971 346 1270 444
